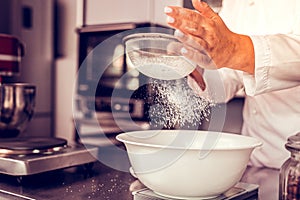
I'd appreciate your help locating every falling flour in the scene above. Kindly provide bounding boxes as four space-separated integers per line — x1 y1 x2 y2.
146 77 215 129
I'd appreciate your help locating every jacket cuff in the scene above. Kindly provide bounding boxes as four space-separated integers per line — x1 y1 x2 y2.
243 35 271 96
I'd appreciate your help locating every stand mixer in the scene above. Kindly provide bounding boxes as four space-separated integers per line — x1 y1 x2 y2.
0 34 98 178
0 33 36 138
0 33 68 154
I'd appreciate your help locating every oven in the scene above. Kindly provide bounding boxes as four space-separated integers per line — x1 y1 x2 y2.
77 23 147 120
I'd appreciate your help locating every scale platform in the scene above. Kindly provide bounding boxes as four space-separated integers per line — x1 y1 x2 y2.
0 143 98 176
133 182 258 200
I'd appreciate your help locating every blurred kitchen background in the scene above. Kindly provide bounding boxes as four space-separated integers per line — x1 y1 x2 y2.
0 0 243 144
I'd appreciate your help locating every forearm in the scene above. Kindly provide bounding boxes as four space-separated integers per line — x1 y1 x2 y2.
228 34 255 75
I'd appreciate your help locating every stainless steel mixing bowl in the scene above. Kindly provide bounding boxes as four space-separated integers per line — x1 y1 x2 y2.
0 83 36 137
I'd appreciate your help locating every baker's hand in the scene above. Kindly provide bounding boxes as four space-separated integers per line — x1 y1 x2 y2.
164 0 255 74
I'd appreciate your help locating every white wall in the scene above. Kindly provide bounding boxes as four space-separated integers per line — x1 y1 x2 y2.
54 0 82 141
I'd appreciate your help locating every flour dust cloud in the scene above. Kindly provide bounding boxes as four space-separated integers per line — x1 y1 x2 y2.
146 77 215 129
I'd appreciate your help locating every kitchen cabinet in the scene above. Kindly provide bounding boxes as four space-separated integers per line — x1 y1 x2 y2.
83 0 184 26
84 0 152 25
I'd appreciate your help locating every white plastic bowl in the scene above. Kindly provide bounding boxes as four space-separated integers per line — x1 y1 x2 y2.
116 130 262 199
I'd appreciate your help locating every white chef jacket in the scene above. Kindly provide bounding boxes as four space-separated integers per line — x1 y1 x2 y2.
213 0 300 168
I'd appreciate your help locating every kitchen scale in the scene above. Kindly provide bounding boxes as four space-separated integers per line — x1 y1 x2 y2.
0 138 98 177
133 182 259 200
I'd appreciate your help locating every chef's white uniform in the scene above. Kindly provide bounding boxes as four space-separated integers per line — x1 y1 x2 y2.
212 0 300 168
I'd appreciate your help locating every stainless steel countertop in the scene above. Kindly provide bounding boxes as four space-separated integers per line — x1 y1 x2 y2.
0 147 279 200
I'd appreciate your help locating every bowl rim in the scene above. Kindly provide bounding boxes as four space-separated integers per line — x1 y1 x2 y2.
116 130 263 150
122 32 179 43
